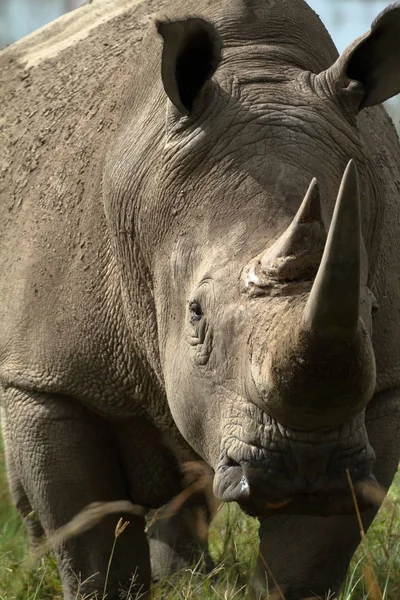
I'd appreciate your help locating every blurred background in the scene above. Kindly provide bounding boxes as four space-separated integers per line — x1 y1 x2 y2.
0 0 85 47
0 0 399 129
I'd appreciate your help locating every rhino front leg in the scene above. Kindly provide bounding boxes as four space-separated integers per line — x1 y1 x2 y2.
2 388 151 600
1 409 45 546
255 389 400 600
147 490 214 581
256 511 376 600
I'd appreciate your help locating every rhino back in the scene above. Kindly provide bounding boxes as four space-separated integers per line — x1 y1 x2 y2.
0 0 169 418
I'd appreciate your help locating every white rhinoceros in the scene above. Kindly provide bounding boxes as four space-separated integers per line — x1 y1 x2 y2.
1 0 400 598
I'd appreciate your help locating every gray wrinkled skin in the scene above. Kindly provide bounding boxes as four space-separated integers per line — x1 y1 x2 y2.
1 0 400 598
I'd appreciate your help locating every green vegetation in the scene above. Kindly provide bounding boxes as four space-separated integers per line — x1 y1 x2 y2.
0 436 398 599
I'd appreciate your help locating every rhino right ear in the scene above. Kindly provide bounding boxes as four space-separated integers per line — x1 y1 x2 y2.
156 17 222 116
320 3 400 110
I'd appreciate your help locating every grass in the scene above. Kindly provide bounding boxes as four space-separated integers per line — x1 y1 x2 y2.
0 435 398 599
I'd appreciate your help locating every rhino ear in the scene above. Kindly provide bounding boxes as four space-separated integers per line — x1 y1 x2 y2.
324 3 400 110
156 17 222 116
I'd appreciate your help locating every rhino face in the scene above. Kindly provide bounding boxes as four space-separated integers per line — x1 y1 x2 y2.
158 159 376 516
106 4 400 517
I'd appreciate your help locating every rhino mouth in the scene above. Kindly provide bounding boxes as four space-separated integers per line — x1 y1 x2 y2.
213 459 379 517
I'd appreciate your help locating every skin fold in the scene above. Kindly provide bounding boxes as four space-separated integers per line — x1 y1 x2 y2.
1 0 400 598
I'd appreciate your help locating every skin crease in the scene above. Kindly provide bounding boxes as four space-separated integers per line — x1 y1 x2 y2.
1 0 400 599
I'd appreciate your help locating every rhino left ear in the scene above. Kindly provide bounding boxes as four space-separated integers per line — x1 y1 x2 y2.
156 17 222 116
322 3 400 110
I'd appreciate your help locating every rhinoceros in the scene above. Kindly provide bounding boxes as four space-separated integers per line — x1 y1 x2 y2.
1 0 400 598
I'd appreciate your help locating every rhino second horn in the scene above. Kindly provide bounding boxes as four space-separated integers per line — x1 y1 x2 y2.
260 178 326 281
303 160 361 339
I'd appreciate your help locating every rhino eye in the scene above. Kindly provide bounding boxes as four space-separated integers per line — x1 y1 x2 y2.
189 301 203 323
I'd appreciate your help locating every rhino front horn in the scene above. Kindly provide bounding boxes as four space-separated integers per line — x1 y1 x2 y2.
303 160 361 338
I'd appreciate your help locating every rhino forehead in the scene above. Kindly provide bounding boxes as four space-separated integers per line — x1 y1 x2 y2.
168 0 339 72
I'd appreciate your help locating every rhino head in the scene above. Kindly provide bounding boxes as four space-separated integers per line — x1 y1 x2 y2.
105 0 400 516
160 158 377 517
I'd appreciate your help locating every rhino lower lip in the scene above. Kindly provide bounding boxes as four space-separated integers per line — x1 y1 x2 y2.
240 475 380 517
